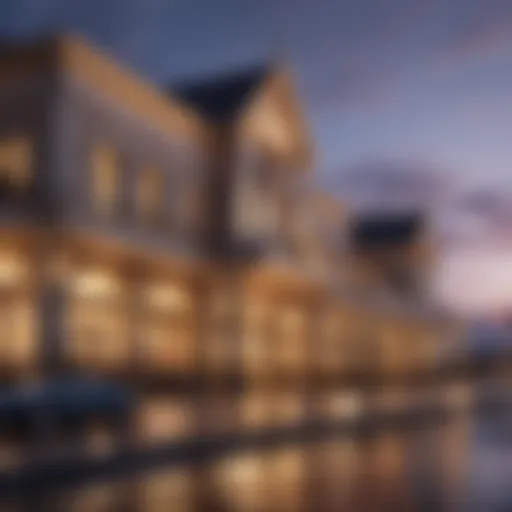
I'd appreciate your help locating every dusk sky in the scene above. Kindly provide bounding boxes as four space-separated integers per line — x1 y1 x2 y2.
2 0 512 314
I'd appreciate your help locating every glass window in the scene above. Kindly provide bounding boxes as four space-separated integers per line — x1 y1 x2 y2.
272 392 303 427
139 282 194 372
137 397 192 445
137 166 164 224
212 452 268 512
91 144 119 215
243 299 270 378
241 393 273 430
317 309 343 374
0 253 36 368
0 137 32 193
233 151 279 241
268 448 305 511
66 268 128 370
275 307 306 374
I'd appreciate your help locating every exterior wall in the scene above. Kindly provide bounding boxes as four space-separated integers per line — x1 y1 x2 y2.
0 68 56 222
53 75 210 256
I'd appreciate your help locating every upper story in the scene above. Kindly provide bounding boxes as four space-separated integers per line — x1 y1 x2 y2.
0 33 348 277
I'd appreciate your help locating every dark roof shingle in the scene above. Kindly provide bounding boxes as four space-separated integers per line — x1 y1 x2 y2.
350 212 424 250
171 65 269 123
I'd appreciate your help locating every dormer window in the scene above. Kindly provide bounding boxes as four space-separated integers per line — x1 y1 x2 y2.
91 144 119 216
0 137 32 200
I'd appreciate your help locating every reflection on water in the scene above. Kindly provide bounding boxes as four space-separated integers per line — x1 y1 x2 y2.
1 400 511 512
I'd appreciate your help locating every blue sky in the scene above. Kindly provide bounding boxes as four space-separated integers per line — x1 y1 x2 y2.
2 0 512 312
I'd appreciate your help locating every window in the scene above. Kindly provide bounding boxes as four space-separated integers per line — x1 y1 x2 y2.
321 391 363 421
242 393 273 430
243 300 270 378
317 310 343 374
205 289 236 374
91 144 119 215
139 282 194 372
234 151 280 242
275 307 306 375
0 137 32 196
212 453 268 512
138 398 192 445
272 393 303 427
268 448 305 511
66 268 128 369
137 166 164 225
0 253 36 368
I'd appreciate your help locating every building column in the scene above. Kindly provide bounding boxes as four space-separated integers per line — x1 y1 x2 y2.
37 235 68 378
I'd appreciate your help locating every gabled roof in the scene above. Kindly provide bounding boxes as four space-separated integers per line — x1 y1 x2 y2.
172 64 270 123
350 212 424 250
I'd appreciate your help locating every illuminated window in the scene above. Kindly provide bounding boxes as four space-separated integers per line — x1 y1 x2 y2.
0 137 32 193
243 300 270 378
275 307 306 374
138 398 192 445
321 391 363 421
242 393 273 430
213 453 267 512
272 393 303 427
317 310 343 373
91 144 119 215
233 151 280 241
142 282 191 314
0 254 36 368
141 469 192 512
139 282 194 372
268 448 305 511
67 268 128 369
137 166 164 224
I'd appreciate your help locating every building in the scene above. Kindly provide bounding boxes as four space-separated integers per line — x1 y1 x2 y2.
0 34 471 512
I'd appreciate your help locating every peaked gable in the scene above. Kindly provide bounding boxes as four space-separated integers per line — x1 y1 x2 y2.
239 66 314 171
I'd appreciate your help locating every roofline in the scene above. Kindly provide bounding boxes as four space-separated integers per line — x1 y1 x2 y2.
0 33 212 143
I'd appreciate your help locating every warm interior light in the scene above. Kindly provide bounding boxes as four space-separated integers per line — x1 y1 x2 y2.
281 308 303 331
0 254 26 287
145 283 190 312
327 392 363 419
73 269 119 298
251 101 292 153
140 400 190 441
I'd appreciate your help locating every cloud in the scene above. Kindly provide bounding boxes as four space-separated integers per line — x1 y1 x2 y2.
325 159 449 211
